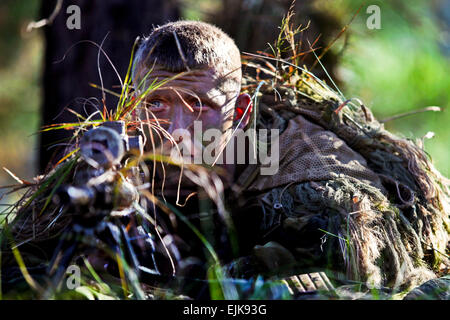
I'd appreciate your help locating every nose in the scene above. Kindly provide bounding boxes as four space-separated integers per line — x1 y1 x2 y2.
167 103 192 135
164 103 200 159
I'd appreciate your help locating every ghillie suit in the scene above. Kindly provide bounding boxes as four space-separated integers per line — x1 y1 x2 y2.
228 54 450 291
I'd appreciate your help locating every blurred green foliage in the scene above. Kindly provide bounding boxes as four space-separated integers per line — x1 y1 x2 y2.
0 0 41 202
325 0 450 175
183 0 450 175
181 0 220 20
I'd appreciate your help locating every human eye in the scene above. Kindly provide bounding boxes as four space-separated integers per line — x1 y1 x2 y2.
145 100 167 112
192 100 210 111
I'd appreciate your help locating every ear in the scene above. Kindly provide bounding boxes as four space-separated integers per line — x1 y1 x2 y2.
234 93 252 129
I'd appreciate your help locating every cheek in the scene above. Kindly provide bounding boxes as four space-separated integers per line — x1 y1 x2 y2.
197 110 223 131
139 107 169 118
144 109 172 128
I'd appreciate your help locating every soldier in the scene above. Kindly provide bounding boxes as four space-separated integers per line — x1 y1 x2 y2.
2 20 447 300
131 19 449 299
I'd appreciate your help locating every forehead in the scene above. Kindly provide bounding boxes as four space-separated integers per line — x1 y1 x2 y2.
139 66 237 104
144 67 217 91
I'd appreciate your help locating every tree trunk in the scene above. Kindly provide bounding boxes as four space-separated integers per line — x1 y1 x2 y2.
39 0 179 172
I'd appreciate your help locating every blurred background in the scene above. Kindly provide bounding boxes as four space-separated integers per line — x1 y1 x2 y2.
0 0 449 205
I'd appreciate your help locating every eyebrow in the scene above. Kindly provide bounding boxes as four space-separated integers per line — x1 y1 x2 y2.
145 89 221 110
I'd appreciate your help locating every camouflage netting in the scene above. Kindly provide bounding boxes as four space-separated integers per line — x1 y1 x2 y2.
235 64 450 290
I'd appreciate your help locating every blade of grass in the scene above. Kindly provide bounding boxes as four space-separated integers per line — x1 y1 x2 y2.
54 148 79 167
39 157 77 216
319 228 349 244
82 256 114 295
119 72 188 120
115 251 129 299
20 161 72 211
311 3 363 70
89 83 122 98
40 121 102 132
207 266 225 300
4 225 44 293
116 37 140 119
66 108 87 121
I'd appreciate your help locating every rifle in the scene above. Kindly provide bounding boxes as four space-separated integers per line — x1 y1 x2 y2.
46 121 164 295
44 121 338 299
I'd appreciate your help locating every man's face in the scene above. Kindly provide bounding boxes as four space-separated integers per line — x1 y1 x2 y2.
138 65 237 137
134 65 243 190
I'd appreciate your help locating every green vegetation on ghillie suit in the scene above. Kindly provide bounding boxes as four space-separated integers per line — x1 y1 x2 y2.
224 15 449 294
232 57 450 291
1 16 449 300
